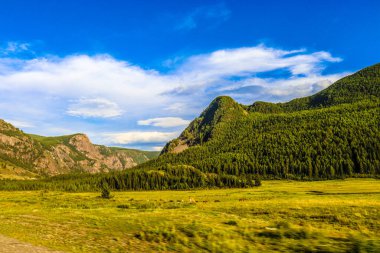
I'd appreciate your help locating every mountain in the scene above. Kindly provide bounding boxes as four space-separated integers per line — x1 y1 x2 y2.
0 120 159 179
1 63 379 191
163 63 380 154
161 96 247 154
155 63 380 179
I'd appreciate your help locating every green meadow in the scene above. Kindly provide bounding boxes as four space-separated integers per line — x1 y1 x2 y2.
0 179 379 252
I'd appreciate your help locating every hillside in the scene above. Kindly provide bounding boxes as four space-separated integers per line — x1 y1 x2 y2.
0 121 159 178
155 63 380 180
161 96 247 154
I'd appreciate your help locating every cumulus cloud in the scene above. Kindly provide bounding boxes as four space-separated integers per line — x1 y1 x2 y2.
0 54 174 122
102 131 179 145
176 45 341 84
138 117 190 127
67 98 123 118
0 42 349 149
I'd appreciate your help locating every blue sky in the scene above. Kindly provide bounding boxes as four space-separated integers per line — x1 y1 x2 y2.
0 0 379 150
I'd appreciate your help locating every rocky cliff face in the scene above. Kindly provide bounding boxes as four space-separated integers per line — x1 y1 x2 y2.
0 120 41 172
0 120 158 177
32 134 137 175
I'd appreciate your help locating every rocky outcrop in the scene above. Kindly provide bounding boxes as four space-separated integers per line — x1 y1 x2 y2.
32 137 137 175
0 120 158 177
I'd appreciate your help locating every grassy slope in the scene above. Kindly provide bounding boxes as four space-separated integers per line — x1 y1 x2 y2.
0 159 39 180
0 179 378 252
28 134 76 148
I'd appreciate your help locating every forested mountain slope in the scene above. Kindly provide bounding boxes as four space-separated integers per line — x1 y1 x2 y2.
156 63 380 179
0 120 159 178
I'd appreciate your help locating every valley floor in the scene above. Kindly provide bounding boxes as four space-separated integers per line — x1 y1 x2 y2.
0 179 379 252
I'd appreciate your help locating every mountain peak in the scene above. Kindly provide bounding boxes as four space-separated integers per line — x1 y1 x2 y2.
161 95 247 154
199 95 242 123
211 95 236 104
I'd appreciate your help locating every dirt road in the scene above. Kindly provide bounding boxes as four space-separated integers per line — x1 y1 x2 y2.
0 234 64 253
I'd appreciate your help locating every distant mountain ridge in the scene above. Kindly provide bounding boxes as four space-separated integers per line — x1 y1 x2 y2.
0 120 159 178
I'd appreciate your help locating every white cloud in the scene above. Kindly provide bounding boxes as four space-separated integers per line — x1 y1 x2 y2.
0 45 344 108
67 98 123 118
4 119 35 128
102 131 179 145
219 72 349 103
138 117 190 127
176 45 341 85
163 102 188 113
0 42 349 149
151 146 164 151
0 54 176 122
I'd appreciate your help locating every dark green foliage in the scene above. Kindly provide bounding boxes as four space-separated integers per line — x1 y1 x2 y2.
224 220 238 226
142 100 380 181
254 178 262 187
100 181 112 199
161 96 247 153
0 164 259 191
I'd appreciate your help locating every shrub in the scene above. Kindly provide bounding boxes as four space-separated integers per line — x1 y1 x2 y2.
100 182 112 199
254 178 262 187
224 220 238 226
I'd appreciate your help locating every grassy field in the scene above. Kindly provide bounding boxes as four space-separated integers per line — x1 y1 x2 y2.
0 179 379 252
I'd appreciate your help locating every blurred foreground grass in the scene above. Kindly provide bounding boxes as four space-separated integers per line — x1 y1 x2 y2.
0 179 379 252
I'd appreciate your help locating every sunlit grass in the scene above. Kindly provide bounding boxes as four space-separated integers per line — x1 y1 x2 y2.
0 179 379 252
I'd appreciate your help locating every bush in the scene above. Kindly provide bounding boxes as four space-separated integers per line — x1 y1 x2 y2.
224 220 238 226
254 178 262 187
100 182 112 199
